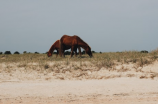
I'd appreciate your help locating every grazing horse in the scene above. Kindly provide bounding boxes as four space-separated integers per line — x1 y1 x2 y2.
47 40 81 57
59 35 92 57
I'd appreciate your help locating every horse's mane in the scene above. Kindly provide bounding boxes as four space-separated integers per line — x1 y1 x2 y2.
76 35 91 49
48 40 59 53
53 40 59 46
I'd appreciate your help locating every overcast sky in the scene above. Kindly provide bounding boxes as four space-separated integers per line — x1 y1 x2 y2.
0 0 158 53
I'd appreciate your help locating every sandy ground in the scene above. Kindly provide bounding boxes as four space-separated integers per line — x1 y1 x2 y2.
0 61 158 104
0 78 158 104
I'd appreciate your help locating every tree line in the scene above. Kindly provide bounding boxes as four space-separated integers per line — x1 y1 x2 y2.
0 50 148 55
0 50 97 55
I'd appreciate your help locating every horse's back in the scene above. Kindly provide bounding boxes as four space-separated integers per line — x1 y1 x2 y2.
60 35 88 48
61 35 76 44
61 35 80 41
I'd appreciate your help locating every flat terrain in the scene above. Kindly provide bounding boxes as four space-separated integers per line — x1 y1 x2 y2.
0 78 158 104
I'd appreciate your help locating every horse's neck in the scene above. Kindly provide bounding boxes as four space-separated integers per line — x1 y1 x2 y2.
49 45 55 54
78 37 90 50
80 43 89 50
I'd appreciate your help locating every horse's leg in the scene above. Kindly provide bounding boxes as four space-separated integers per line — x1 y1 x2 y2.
63 50 65 57
72 51 75 57
78 47 82 57
59 40 63 57
56 50 59 58
70 46 74 58
72 47 77 57
73 46 78 57
61 51 64 57
74 50 77 57
61 48 64 57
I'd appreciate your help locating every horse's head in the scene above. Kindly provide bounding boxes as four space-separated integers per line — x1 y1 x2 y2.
47 51 52 57
86 46 93 57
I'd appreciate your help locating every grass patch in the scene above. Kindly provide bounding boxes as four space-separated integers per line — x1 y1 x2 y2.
1 50 158 80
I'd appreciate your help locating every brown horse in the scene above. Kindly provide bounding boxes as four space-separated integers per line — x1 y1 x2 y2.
47 40 81 57
59 35 92 57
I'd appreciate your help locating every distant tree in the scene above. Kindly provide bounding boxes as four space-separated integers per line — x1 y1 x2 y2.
23 51 27 54
14 51 20 54
116 51 122 53
4 51 11 54
92 51 96 53
141 50 148 53
0 52 3 54
100 51 102 54
35 52 39 54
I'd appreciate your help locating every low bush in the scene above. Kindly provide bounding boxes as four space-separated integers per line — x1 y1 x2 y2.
14 51 20 54
141 50 148 53
4 51 11 54
23 51 27 54
35 52 39 54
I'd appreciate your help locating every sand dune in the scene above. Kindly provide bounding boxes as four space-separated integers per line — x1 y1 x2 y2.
0 61 158 104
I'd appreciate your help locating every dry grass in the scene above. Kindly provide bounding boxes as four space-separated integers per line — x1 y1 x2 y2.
0 50 158 80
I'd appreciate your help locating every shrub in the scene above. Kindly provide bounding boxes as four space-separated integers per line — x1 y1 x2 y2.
14 51 20 54
4 51 11 54
35 52 39 54
23 51 27 54
141 50 148 53
92 51 96 53
0 52 3 54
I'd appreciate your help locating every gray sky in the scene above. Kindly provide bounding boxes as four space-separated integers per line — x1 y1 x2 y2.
0 0 158 53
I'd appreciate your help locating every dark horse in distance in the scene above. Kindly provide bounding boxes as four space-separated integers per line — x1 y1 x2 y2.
59 35 92 57
47 40 81 57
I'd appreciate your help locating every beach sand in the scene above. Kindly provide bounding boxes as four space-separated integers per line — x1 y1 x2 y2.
0 61 158 104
